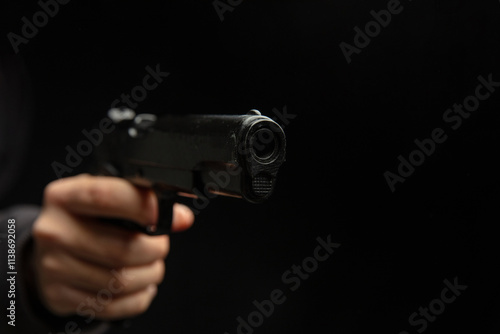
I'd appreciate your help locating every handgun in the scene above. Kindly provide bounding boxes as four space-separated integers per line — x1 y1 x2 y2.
93 108 286 235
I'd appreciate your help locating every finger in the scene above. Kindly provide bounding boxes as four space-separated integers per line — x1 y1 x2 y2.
40 283 158 319
45 174 157 226
171 203 195 232
34 208 170 268
97 284 158 320
40 284 87 317
38 250 165 296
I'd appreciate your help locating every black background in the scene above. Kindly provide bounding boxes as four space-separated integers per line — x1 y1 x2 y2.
1 0 500 333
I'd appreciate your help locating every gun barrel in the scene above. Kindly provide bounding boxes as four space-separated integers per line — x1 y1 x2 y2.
98 110 286 203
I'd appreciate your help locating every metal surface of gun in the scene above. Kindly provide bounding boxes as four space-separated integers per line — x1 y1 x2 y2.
93 109 286 235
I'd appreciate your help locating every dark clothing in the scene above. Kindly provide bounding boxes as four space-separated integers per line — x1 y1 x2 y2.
1 2 500 333
0 56 109 334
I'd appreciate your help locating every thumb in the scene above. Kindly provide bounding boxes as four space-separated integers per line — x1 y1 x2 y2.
170 203 195 232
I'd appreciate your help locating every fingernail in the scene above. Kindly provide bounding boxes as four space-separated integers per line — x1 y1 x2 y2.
175 203 194 220
175 203 189 215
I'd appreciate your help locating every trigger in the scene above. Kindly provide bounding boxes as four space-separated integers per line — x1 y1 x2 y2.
147 190 177 235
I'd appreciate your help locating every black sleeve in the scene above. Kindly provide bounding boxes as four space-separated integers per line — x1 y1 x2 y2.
0 205 111 334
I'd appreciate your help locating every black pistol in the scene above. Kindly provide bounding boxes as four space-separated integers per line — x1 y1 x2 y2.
94 108 286 235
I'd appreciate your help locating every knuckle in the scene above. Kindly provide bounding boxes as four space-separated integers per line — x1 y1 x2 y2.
86 181 113 210
136 292 153 314
106 288 155 318
32 217 49 241
153 261 165 284
43 181 63 205
152 236 169 260
124 289 154 316
32 215 63 245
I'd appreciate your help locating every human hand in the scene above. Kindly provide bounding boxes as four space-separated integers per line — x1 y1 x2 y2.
31 174 194 320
